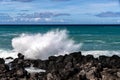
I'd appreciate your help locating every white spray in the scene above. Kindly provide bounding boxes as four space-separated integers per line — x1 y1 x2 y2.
12 30 81 59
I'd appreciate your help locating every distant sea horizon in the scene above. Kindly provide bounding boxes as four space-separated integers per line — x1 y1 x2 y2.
0 23 120 26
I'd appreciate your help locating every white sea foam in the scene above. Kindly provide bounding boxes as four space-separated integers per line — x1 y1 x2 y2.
82 50 120 58
11 30 81 59
5 58 14 64
0 49 17 59
1 49 120 61
84 40 105 43
25 65 46 73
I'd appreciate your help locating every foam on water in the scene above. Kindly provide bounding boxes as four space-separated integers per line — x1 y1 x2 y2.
25 65 46 73
82 50 120 57
84 40 105 43
0 49 17 59
5 58 14 64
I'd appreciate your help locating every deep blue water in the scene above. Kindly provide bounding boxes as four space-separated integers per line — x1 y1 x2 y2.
0 25 120 51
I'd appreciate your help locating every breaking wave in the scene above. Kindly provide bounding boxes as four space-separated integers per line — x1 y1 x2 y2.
11 30 81 59
0 29 120 60
82 50 120 58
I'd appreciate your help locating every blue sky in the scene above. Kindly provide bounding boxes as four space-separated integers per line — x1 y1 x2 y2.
0 0 120 24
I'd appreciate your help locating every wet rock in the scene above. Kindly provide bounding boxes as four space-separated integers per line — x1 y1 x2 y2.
23 59 31 67
6 57 13 60
86 67 97 79
77 70 88 80
16 68 25 78
117 72 120 78
32 59 48 70
18 53 24 59
0 58 5 64
48 56 57 61
47 73 54 80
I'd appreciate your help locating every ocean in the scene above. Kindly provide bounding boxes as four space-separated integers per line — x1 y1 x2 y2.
0 25 120 59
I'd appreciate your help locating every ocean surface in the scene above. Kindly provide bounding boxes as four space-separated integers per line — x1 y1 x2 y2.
0 25 120 59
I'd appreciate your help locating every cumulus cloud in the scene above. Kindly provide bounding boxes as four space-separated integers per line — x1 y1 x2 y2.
95 12 120 17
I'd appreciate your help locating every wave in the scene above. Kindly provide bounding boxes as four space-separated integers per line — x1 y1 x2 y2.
1 49 120 61
84 40 105 43
0 33 19 37
111 42 120 44
79 34 93 36
11 30 81 59
0 29 119 60
82 50 120 58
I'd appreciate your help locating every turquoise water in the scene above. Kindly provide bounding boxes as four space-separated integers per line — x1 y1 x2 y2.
0 25 120 51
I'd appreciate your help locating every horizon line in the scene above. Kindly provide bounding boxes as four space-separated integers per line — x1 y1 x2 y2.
0 24 120 26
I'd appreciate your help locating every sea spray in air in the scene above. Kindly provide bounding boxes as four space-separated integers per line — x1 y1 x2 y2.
12 30 81 59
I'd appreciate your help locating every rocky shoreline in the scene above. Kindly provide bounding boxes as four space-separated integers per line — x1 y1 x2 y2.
0 52 120 80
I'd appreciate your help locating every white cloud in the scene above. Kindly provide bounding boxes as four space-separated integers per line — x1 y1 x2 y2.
44 18 52 22
34 18 41 21
0 12 70 23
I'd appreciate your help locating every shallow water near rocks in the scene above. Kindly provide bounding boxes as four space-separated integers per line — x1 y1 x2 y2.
25 65 46 73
